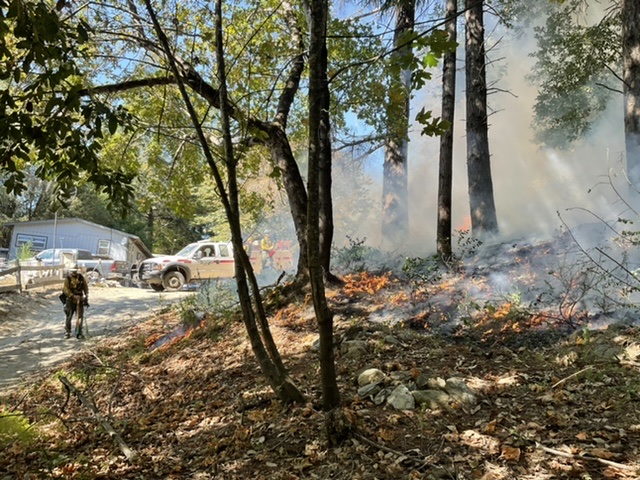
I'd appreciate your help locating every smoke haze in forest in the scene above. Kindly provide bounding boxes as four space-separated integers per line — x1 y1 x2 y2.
401 16 629 253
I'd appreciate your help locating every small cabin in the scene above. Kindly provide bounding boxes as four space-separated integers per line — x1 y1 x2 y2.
3 217 152 267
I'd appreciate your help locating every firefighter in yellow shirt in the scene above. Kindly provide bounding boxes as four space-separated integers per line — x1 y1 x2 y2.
260 233 275 268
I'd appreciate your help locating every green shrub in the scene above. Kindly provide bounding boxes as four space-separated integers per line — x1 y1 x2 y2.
0 410 36 449
332 236 401 274
17 242 34 261
402 254 443 286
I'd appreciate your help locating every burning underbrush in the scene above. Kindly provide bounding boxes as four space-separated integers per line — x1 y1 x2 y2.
2 228 640 479
368 225 640 345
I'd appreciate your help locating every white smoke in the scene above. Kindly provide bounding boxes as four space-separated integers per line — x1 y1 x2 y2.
405 10 628 254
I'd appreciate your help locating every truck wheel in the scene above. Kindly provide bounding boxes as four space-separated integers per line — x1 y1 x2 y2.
150 284 165 292
163 271 185 291
129 265 139 286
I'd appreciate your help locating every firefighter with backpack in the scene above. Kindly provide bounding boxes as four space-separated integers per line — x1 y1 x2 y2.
61 264 89 339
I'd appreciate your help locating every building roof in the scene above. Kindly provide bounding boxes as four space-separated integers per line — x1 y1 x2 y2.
4 217 152 258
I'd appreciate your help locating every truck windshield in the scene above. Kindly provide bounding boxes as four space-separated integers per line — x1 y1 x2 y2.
36 250 55 261
174 243 201 257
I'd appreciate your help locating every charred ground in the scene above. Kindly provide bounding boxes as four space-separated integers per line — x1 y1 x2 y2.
1 232 640 479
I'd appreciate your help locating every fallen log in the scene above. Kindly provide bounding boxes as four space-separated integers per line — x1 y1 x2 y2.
59 375 137 462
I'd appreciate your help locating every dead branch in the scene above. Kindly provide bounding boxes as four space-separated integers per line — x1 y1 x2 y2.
605 169 639 218
595 82 623 94
604 64 626 89
333 133 386 152
557 211 638 291
353 432 440 470
59 375 137 462
536 442 637 471
9 390 30 412
620 359 640 368
595 246 640 288
550 366 593 389
61 383 71 413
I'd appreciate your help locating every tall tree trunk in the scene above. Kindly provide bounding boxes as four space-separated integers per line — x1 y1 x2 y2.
319 122 334 278
264 125 309 278
437 0 457 261
381 0 415 249
307 0 344 443
465 0 498 237
147 207 154 250
622 0 640 188
143 0 304 404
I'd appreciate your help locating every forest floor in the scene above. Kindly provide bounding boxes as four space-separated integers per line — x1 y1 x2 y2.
2 233 640 479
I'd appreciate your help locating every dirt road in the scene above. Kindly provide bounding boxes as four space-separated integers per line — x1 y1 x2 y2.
0 285 195 388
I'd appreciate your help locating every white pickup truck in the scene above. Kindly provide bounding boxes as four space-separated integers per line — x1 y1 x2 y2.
33 248 130 281
137 240 263 292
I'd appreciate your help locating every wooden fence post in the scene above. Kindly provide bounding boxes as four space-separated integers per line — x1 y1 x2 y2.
16 260 22 293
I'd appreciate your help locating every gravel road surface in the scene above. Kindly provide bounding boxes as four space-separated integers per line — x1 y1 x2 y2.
0 285 195 388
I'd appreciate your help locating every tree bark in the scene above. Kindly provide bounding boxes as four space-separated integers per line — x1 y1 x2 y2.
465 0 498 238
622 0 640 188
319 116 334 278
307 0 341 413
381 0 415 249
177 64 313 279
269 1 311 278
437 0 457 261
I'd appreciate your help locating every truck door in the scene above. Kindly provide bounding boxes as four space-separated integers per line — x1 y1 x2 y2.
191 245 217 280
214 243 235 278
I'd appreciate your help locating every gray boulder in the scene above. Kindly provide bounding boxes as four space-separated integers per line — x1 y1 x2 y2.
357 382 383 398
387 385 415 410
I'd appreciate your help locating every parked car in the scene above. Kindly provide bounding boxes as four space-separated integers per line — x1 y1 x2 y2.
32 248 129 280
137 240 262 292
